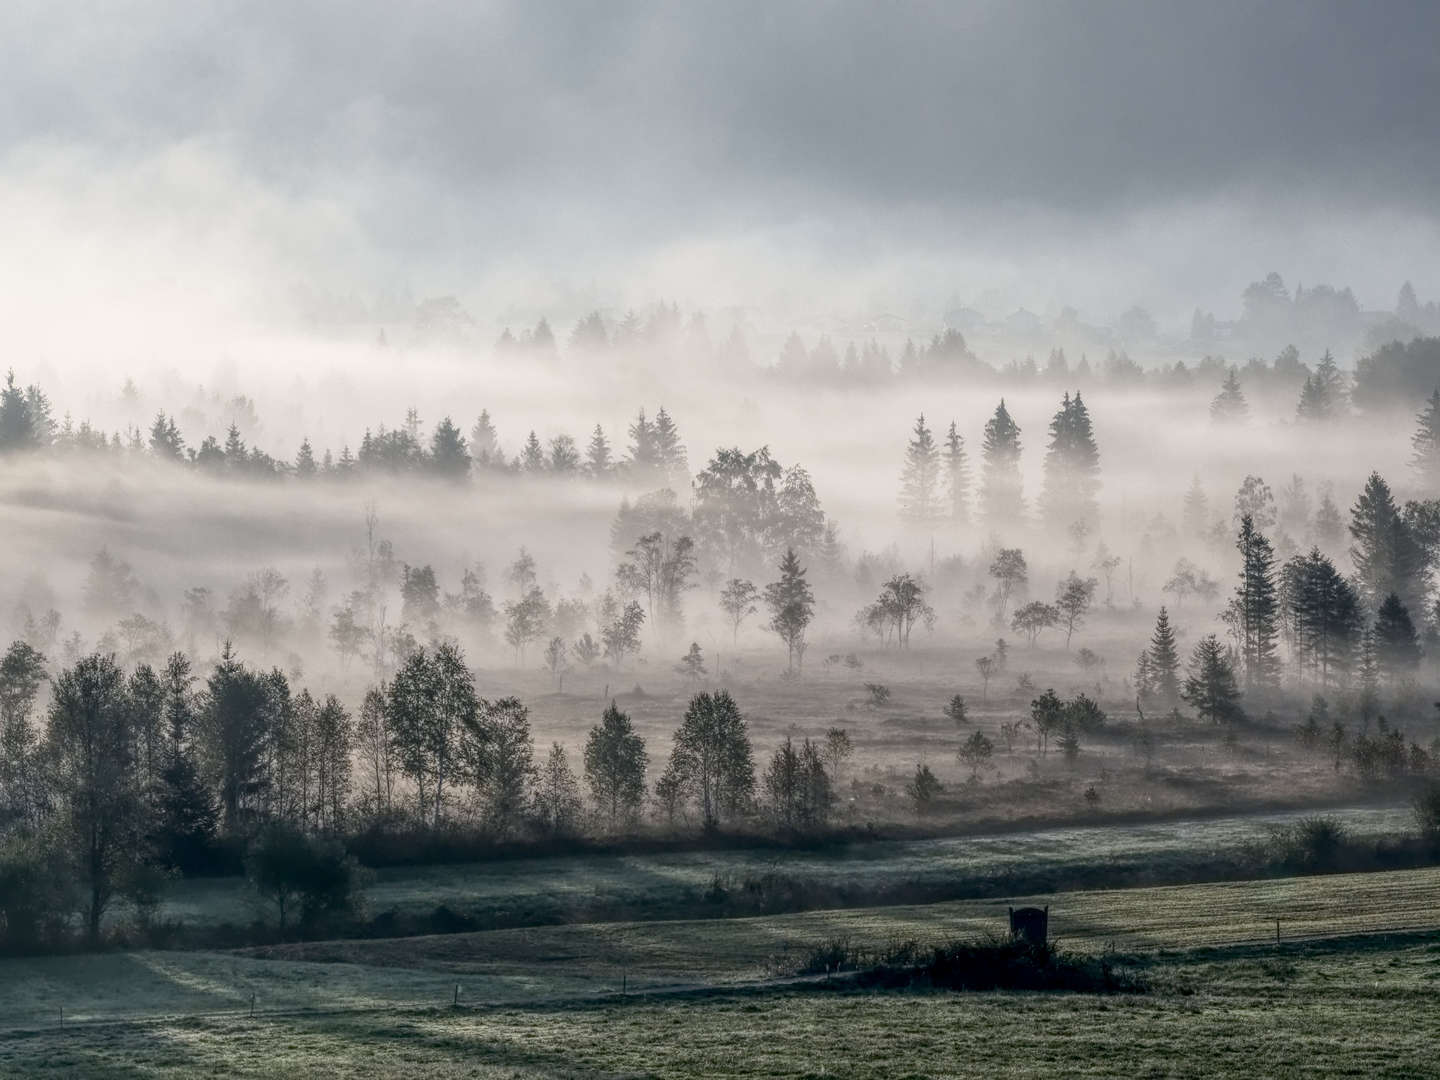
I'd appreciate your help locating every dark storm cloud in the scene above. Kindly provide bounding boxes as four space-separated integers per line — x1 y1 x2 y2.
3 0 1438 307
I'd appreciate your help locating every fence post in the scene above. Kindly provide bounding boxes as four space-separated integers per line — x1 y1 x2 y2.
249 993 256 1018
622 973 627 996
453 984 460 1007
1275 918 1280 945
59 1005 63 1030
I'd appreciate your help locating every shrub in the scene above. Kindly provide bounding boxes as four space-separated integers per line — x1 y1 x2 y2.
1414 782 1440 847
246 825 369 932
865 683 891 706
0 831 76 953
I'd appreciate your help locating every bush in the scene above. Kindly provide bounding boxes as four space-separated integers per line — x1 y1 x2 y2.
793 935 1144 993
1269 816 1347 872
246 825 369 933
0 831 76 953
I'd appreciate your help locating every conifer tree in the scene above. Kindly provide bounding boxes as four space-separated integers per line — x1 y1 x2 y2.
585 424 613 478
470 410 500 468
944 420 970 524
1227 513 1280 690
898 414 943 525
979 399 1024 529
1040 391 1101 529
1182 634 1244 725
652 406 688 482
1148 606 1180 709
1210 369 1249 423
1348 471 1427 614
1286 547 1363 687
1374 592 1420 683
1411 388 1440 492
520 430 546 473
294 437 317 477
429 417 470 479
764 548 816 675
626 409 661 480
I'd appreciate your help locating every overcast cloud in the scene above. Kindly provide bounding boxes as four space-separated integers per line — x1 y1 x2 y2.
3 0 1438 327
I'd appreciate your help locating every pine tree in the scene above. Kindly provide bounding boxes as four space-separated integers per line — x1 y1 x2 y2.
1183 635 1244 725
470 410 500 468
1040 391 1101 529
652 407 687 482
1210 369 1249 423
520 430 546 473
294 437 317 477
980 399 1024 529
1314 485 1344 551
585 424 613 478
899 414 943 525
1228 514 1280 690
1148 607 1180 709
626 409 661 480
429 417 470 479
1286 548 1363 687
1348 472 1427 614
1411 388 1440 492
1374 593 1420 683
944 420 970 524
764 548 816 675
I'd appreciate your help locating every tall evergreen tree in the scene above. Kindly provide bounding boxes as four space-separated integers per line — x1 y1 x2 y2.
520 431 546 473
898 414 943 525
1411 388 1440 492
764 548 816 675
1349 471 1427 614
652 406 687 482
1227 514 1280 690
585 424 613 478
1374 592 1420 683
1210 369 1249 423
979 399 1024 529
1148 607 1180 709
469 410 500 469
1040 391 1101 529
1182 635 1244 725
1286 548 1363 687
943 420 970 524
429 417 470 479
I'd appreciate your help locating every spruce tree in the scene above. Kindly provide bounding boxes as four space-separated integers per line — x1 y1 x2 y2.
944 420 970 524
585 424 613 478
1348 471 1427 614
294 437 317 477
1227 513 1280 690
899 414 943 525
652 407 687 482
626 409 661 480
1210 369 1249 423
1040 391 1101 529
520 430 546 473
1411 388 1440 492
1148 606 1180 709
1182 635 1243 725
980 399 1024 529
764 548 816 675
1374 592 1420 683
1286 548 1363 687
470 410 500 468
429 417 470 479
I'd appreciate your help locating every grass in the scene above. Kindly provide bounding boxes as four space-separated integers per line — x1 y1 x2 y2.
7 863 1440 1031
153 801 1414 937
1 932 1438 1076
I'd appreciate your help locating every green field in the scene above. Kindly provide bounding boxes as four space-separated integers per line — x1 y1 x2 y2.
156 802 1412 933
6 863 1440 1034
2 930 1436 1077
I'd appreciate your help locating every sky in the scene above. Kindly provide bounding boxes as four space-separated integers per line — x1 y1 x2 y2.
3 0 1439 332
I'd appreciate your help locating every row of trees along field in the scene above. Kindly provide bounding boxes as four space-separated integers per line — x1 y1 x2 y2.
0 625 870 947
5 337 1440 488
